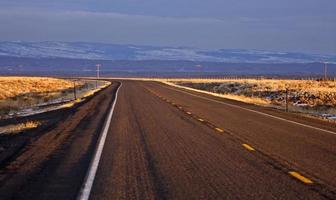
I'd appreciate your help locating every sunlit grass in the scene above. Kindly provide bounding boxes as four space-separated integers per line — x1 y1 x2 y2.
0 77 111 118
0 121 40 135
0 77 78 100
159 78 336 94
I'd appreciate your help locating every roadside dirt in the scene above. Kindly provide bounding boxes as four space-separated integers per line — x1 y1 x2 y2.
0 81 119 200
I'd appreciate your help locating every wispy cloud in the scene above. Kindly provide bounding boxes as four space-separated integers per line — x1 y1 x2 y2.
0 7 335 54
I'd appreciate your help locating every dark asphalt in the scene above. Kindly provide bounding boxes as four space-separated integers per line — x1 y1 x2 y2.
1 80 335 199
144 81 336 189
89 80 336 199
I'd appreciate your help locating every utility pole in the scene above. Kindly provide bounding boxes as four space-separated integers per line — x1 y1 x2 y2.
96 64 101 79
96 64 101 89
324 62 328 81
73 80 77 100
285 88 289 112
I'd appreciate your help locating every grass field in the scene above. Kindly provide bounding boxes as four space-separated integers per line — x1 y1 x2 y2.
0 121 40 135
0 77 78 100
0 77 109 118
155 78 336 119
164 78 336 94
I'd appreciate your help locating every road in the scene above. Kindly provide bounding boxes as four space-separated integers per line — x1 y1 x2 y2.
0 80 336 199
88 80 335 199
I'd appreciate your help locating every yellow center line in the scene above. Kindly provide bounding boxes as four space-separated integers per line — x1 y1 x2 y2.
215 128 224 133
289 171 313 184
155 91 313 186
242 144 255 151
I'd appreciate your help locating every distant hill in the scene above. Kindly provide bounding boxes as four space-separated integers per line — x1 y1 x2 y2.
0 56 335 77
0 41 335 64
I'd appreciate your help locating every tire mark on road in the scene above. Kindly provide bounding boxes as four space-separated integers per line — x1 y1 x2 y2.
129 90 169 200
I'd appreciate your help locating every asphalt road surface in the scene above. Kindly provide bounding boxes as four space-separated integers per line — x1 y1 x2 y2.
1 80 336 199
89 80 336 199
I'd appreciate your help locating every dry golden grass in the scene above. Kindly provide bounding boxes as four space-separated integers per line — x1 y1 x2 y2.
0 77 76 100
160 78 336 94
0 78 111 118
120 77 334 110
162 81 271 105
0 121 40 135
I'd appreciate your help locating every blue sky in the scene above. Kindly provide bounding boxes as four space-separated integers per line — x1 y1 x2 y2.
0 0 335 54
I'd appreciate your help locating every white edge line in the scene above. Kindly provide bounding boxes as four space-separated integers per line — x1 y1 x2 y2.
160 82 336 136
77 82 122 200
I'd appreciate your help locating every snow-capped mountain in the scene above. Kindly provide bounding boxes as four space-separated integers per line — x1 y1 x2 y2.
0 41 335 63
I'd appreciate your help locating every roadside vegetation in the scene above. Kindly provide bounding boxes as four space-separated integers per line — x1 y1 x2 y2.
0 77 77 100
164 78 336 121
0 121 40 135
0 77 110 119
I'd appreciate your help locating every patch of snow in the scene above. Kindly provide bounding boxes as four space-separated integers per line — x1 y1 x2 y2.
0 41 336 63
